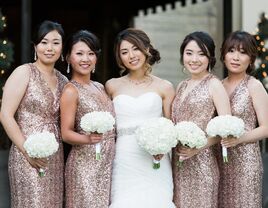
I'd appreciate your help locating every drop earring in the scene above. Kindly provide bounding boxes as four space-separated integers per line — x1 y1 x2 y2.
92 68 95 73
61 54 64 62
67 64 70 74
34 51 37 61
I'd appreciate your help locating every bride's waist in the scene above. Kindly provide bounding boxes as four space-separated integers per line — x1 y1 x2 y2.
117 126 139 137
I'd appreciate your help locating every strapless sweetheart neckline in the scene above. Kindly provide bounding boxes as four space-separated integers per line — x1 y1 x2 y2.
113 91 161 101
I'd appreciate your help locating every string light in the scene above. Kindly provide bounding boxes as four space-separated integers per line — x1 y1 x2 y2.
261 63 266 68
263 71 267 77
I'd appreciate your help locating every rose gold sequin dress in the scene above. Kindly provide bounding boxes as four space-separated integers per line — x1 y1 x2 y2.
172 74 219 208
8 63 67 208
64 80 115 208
218 75 263 208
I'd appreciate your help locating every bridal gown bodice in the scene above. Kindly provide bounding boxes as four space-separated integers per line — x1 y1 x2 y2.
109 92 175 208
114 92 162 129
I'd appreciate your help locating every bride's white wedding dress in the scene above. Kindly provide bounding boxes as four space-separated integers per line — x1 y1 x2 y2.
109 92 175 208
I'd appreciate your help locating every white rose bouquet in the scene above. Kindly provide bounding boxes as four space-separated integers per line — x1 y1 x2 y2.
135 117 177 169
174 121 207 167
80 111 115 160
23 131 59 176
206 115 245 162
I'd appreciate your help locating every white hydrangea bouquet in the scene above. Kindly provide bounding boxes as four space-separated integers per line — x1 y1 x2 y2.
174 121 207 167
206 115 245 163
80 111 115 160
23 131 59 177
135 117 177 169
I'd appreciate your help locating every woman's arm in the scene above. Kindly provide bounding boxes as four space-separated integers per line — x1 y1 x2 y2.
1 65 30 153
60 83 102 145
222 79 268 147
161 80 175 119
1 65 47 169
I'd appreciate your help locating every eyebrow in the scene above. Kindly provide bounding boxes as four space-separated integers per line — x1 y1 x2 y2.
42 37 61 41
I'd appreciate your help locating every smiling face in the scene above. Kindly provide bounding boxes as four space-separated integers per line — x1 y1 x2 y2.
35 30 63 64
183 40 209 77
68 41 97 75
224 45 251 74
119 40 147 72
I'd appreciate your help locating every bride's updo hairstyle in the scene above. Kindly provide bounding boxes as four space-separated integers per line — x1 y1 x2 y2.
114 28 161 75
180 31 216 71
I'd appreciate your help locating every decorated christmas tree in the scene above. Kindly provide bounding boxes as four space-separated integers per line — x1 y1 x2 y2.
0 9 14 149
253 12 268 91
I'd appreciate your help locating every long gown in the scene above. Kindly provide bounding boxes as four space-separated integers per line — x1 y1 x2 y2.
8 63 67 208
171 74 219 208
218 75 263 208
65 80 115 208
109 92 175 208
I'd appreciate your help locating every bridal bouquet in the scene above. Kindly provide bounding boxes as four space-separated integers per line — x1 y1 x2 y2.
80 111 115 160
23 131 59 177
135 117 177 169
174 121 207 167
206 115 245 163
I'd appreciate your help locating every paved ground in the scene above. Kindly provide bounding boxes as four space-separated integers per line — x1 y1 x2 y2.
0 150 10 208
0 150 267 208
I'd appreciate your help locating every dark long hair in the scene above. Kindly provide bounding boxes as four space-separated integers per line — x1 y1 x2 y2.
180 31 216 71
32 20 64 45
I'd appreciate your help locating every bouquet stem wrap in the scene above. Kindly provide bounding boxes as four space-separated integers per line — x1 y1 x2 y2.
153 159 160 169
222 146 228 163
39 168 45 177
95 142 101 160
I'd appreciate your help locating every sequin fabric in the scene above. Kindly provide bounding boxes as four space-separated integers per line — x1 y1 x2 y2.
8 63 67 208
171 74 219 208
64 80 115 208
217 75 263 208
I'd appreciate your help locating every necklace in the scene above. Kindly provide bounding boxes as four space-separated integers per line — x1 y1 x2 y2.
127 75 151 85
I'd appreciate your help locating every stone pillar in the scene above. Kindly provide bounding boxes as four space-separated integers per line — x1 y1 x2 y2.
21 0 32 64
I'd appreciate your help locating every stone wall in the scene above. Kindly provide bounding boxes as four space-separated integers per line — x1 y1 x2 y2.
134 0 223 86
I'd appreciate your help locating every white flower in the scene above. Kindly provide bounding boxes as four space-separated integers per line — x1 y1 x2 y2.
23 131 59 158
80 111 115 134
206 115 245 138
175 121 207 148
135 117 178 155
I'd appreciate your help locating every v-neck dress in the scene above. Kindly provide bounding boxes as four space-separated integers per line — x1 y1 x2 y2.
64 80 116 208
217 75 263 208
171 74 219 208
8 63 68 208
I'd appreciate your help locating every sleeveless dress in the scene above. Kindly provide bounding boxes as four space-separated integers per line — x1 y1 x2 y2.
65 80 115 208
171 74 219 208
218 75 263 208
8 63 67 208
109 92 175 208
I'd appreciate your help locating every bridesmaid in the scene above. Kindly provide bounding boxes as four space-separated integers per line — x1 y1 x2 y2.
218 31 268 208
0 20 67 207
60 30 115 207
171 31 231 208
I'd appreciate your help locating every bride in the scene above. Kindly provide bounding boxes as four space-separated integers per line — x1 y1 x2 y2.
105 28 176 208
